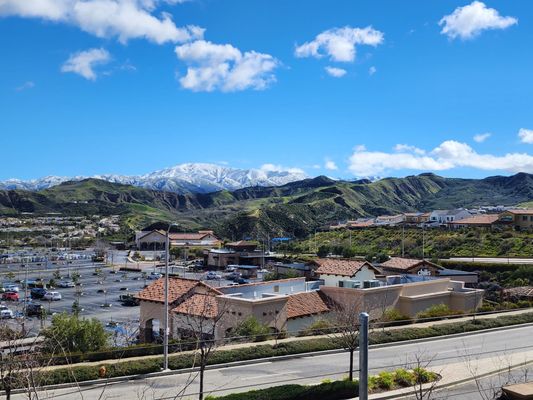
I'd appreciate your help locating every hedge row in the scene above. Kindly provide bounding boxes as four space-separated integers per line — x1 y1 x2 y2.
440 260 533 273
5 312 533 390
205 380 359 400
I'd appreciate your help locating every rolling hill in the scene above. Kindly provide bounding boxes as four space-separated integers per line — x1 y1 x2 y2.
0 173 531 239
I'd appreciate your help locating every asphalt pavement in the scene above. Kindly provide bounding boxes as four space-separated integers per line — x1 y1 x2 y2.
13 323 533 400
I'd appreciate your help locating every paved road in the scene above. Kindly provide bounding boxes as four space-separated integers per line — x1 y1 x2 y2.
15 325 533 400
446 257 533 264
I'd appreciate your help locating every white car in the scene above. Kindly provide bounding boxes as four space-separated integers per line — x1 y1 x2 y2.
43 291 62 301
58 281 75 288
0 306 14 319
2 284 19 293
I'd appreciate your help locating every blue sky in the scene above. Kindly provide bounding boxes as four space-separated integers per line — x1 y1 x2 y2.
1 0 533 181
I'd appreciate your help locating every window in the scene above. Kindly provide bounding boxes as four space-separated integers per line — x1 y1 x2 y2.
273 285 279 293
530 216 533 222
523 216 528 221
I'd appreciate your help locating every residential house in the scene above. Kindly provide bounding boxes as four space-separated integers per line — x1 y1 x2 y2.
429 209 472 225
375 214 405 226
379 257 478 285
403 212 430 225
499 210 533 231
449 214 501 229
313 258 381 288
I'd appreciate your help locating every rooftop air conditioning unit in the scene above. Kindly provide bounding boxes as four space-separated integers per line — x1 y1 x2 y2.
341 280 361 289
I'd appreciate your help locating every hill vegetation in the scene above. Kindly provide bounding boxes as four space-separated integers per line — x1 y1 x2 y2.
0 172 531 239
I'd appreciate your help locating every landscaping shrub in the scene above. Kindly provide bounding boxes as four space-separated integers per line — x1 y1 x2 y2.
207 380 359 400
376 371 395 390
416 304 463 320
394 368 414 387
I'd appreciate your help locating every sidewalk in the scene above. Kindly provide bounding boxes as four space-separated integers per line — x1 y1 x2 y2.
368 349 533 399
39 308 533 372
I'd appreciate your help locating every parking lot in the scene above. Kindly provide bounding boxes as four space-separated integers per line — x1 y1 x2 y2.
1 256 262 340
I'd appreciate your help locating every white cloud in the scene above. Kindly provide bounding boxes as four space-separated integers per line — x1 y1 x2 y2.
369 66 377 76
473 132 491 143
15 81 35 91
0 0 203 44
61 48 111 80
259 164 305 175
295 26 384 62
354 144 367 152
325 66 346 78
519 128 533 144
324 159 338 171
439 1 517 40
349 140 533 176
175 40 279 92
394 144 426 155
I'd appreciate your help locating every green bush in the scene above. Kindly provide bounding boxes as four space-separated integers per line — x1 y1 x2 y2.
376 371 395 390
382 309 411 322
228 316 272 342
208 380 358 400
394 368 414 387
416 304 462 320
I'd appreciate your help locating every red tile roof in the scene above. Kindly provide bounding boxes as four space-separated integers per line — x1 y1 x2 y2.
169 233 213 240
507 209 533 216
380 257 441 272
286 291 330 319
172 293 219 318
450 214 500 225
314 259 373 277
135 277 200 303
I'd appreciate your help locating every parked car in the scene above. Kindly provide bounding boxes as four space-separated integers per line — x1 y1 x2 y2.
226 272 241 281
31 287 47 299
21 279 38 288
0 306 14 319
26 303 45 317
1 292 19 301
43 291 62 301
2 284 19 293
148 272 162 280
206 271 222 280
225 265 238 272
58 281 75 288
119 294 139 306
235 277 250 285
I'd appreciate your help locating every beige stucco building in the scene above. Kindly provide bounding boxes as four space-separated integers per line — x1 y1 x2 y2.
499 210 533 231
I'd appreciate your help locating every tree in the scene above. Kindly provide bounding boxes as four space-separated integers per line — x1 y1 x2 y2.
172 294 230 400
41 313 109 353
329 297 363 382
229 316 271 342
0 323 52 400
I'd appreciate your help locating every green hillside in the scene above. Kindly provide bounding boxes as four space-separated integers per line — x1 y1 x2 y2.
0 173 532 239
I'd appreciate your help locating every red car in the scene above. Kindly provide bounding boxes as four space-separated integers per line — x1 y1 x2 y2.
1 291 19 301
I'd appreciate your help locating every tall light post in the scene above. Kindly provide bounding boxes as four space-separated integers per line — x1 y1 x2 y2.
163 222 178 371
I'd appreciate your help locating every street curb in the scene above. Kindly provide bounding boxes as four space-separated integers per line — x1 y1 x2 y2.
367 359 533 399
7 321 533 395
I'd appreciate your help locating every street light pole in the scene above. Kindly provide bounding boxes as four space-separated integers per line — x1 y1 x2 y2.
163 222 178 371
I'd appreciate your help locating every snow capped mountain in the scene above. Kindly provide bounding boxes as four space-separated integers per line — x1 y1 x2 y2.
0 163 308 193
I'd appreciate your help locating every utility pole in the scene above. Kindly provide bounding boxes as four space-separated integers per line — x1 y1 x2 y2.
422 226 426 260
401 225 405 258
163 222 178 371
163 227 170 371
359 312 369 400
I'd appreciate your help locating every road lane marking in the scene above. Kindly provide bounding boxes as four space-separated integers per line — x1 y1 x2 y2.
241 370 300 381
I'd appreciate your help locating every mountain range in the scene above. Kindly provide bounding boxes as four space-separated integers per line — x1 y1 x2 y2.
0 163 308 193
1 172 531 240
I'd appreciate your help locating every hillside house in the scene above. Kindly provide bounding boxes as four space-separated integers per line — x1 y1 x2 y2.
429 209 472 225
499 210 533 231
313 258 381 288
